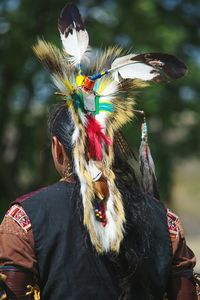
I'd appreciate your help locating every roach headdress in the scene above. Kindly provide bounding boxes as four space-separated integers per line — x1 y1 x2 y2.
33 3 187 253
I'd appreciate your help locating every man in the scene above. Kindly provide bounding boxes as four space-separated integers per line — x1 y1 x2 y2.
0 3 198 299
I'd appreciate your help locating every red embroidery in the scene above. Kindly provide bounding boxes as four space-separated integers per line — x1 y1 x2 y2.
167 209 179 239
6 205 31 232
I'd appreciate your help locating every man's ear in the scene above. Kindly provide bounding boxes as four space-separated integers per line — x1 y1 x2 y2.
51 136 68 176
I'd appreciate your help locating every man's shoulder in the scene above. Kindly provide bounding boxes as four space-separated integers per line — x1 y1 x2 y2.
13 181 68 204
14 181 77 207
14 186 48 204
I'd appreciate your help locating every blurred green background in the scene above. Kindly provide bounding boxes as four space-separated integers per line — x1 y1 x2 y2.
0 0 200 268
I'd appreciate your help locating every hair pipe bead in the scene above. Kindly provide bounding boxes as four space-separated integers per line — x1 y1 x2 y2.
83 77 95 91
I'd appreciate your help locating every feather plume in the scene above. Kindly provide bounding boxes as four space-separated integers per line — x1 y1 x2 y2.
58 3 89 66
139 141 159 198
87 115 111 160
91 46 123 74
32 39 65 77
114 130 137 161
32 39 74 95
110 52 187 82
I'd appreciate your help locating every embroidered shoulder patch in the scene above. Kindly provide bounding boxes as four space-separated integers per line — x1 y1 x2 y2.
167 209 179 240
6 204 31 232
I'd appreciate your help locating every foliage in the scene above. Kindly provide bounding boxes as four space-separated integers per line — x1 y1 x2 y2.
0 0 200 218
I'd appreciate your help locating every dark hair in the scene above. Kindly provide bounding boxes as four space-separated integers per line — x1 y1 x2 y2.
48 102 74 160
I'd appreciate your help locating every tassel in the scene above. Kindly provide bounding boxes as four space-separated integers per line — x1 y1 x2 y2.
86 115 112 160
139 114 160 199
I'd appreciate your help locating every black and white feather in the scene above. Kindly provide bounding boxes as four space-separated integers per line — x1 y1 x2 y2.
58 3 89 66
110 52 187 82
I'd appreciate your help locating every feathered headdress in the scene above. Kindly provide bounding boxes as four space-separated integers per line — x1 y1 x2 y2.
33 3 187 253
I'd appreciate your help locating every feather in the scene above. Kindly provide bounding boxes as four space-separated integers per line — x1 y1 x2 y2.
139 120 160 199
114 130 140 185
92 46 123 74
33 39 75 95
114 130 137 161
58 3 89 66
92 77 118 128
110 54 158 82
32 39 65 77
110 52 187 82
87 115 112 160
133 52 187 80
139 141 159 198
52 75 74 95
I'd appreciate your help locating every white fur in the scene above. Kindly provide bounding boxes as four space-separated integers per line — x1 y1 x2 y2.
70 107 122 252
90 181 123 252
88 160 102 182
71 126 80 145
90 196 117 251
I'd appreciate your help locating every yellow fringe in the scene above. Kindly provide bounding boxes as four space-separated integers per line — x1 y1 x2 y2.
0 295 7 300
0 273 7 300
26 285 40 300
0 273 7 282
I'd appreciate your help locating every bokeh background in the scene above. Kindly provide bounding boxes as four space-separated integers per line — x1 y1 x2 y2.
0 0 200 269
